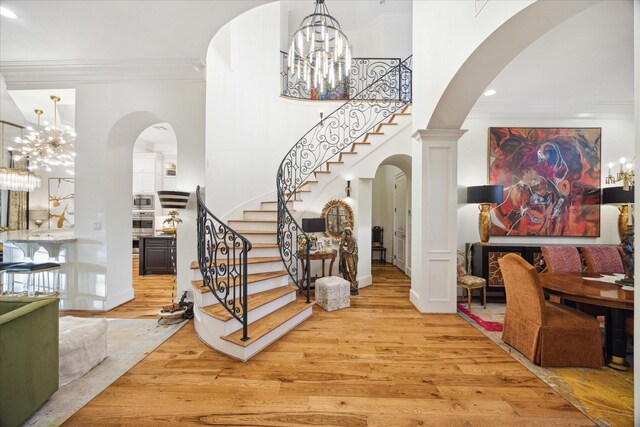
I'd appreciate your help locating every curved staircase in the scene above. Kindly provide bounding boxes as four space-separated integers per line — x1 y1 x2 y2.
191 56 412 361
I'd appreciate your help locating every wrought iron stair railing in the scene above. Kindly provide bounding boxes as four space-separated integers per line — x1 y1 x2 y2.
196 186 251 341
277 56 412 297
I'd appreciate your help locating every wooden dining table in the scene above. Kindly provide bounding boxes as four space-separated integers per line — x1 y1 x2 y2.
539 272 634 371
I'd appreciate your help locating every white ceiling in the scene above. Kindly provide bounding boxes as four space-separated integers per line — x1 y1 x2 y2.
0 0 268 62
134 124 178 156
469 0 634 120
0 0 634 124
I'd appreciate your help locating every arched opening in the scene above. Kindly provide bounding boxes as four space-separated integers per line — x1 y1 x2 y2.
105 111 166 311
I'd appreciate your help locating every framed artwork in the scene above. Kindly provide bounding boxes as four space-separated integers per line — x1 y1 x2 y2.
488 127 601 237
49 178 75 229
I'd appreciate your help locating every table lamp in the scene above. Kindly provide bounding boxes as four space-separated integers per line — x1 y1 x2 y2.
302 218 326 252
157 190 191 318
602 186 634 243
466 185 504 245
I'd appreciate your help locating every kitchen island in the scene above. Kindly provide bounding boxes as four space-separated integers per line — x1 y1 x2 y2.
139 234 176 275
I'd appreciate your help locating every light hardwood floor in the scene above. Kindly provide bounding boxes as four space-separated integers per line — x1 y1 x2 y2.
64 263 593 426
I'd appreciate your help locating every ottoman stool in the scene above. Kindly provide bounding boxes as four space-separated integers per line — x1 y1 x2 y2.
315 276 350 312
59 316 108 386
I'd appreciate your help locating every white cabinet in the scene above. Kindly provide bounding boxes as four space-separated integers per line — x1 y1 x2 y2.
133 153 163 194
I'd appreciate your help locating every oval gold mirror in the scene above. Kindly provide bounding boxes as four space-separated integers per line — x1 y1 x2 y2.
321 199 354 242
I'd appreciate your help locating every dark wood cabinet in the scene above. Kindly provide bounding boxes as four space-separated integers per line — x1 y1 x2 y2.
140 236 176 275
466 243 544 290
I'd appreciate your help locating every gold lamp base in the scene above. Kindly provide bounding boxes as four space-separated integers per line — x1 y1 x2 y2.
478 203 491 245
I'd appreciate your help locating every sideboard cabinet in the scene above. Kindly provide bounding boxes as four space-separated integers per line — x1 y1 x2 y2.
466 243 545 289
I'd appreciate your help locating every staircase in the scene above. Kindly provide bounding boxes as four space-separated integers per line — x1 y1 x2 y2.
192 188 311 361
191 56 412 361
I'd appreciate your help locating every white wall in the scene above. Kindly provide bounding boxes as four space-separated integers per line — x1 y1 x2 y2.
68 80 204 310
206 1 413 218
457 117 635 250
206 2 330 216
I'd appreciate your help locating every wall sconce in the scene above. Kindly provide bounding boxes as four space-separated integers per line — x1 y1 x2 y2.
345 180 351 197
605 157 635 190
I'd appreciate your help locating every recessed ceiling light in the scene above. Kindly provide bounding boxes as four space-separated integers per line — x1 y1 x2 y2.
575 113 591 118
0 6 18 19
483 89 496 97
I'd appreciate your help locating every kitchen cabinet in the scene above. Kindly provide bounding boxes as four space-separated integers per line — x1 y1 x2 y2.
139 235 175 275
133 153 163 194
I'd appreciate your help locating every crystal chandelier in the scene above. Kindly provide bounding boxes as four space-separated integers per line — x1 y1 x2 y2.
287 0 351 93
12 95 76 174
0 121 41 192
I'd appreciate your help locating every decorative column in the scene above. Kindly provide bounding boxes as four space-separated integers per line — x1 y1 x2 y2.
355 178 373 288
410 129 466 313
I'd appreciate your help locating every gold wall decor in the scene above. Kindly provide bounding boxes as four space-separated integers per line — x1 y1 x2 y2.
49 178 75 229
321 198 354 242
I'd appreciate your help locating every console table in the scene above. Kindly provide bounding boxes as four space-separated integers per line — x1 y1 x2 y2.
297 249 337 288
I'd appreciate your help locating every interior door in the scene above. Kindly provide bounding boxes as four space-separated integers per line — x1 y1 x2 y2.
394 173 407 271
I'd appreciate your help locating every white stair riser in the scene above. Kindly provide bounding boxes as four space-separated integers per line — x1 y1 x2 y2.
228 221 277 232
243 211 277 221
261 201 296 209
193 304 312 362
241 233 277 244
193 274 290 306
192 261 284 280
218 291 297 336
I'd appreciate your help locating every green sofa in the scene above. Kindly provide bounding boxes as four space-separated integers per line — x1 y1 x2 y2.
0 297 59 427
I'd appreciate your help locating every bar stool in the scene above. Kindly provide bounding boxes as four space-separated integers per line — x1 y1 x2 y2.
0 262 26 295
5 262 61 296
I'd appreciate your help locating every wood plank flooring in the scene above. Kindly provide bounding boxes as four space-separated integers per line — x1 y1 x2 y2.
63 264 593 426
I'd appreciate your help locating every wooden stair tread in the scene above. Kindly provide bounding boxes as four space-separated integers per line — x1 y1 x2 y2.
190 256 282 270
244 209 278 213
190 270 288 293
221 299 312 347
380 122 399 126
200 285 297 321
367 132 384 135
314 170 330 174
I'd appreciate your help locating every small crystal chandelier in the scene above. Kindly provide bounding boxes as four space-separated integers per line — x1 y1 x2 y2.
12 95 76 174
287 0 351 93
0 121 41 192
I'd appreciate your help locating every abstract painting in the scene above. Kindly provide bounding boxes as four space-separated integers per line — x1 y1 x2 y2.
49 178 75 229
488 127 601 237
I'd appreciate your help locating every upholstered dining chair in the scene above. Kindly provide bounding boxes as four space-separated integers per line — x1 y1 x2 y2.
581 246 625 274
498 253 602 368
540 246 582 273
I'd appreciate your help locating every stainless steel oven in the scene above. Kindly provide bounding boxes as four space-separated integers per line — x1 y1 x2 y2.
133 194 155 210
133 212 155 236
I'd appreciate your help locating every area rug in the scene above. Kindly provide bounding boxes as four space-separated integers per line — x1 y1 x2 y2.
458 302 634 427
23 318 187 427
456 303 503 332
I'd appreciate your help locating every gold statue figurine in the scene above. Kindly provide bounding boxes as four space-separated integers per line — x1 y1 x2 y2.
339 226 359 295
162 210 183 234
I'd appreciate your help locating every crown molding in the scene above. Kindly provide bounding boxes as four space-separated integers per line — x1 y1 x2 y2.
0 58 206 87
